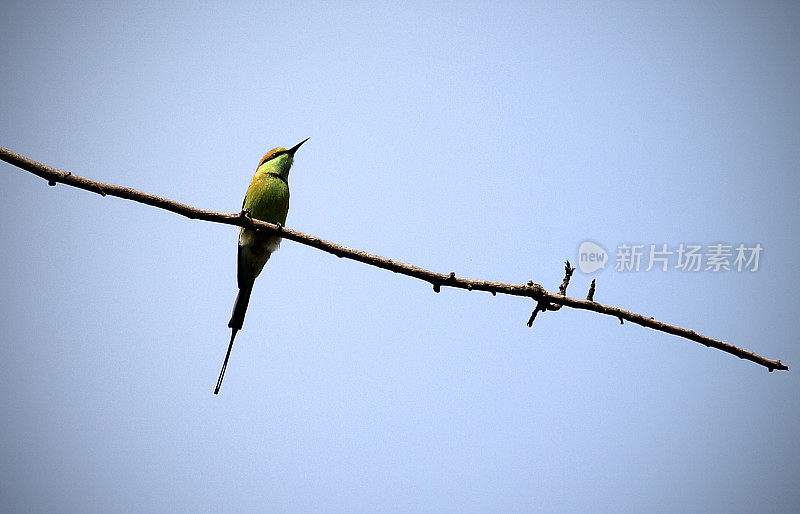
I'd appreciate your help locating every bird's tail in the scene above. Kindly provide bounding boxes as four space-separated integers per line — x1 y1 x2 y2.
228 285 253 331
214 329 237 395
214 285 253 395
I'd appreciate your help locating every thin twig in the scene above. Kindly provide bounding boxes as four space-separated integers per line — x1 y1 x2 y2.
527 261 575 326
0 146 788 372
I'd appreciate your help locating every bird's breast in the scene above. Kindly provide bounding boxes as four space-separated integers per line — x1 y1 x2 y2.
244 173 290 224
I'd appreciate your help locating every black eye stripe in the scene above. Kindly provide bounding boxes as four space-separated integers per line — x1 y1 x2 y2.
260 151 287 167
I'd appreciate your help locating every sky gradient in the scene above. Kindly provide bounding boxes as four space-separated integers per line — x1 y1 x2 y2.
1 1 798 512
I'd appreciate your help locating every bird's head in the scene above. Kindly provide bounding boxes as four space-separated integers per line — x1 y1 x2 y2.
256 137 309 176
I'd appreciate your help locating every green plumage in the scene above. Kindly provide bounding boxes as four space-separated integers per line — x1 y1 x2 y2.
215 138 308 395
236 164 290 289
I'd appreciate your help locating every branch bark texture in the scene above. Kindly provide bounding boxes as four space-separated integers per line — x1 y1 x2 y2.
1 146 788 373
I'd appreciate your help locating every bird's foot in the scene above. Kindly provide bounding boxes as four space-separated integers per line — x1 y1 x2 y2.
240 209 258 230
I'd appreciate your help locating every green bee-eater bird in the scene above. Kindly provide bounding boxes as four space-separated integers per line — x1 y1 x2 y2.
214 137 309 395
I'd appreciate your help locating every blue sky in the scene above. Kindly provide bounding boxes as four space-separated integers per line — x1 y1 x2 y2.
1 1 798 512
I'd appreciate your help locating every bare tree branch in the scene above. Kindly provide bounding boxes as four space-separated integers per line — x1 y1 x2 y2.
1 146 788 373
587 279 597 302
527 261 577 326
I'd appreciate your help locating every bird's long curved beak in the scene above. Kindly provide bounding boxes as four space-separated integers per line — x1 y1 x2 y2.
287 137 310 156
